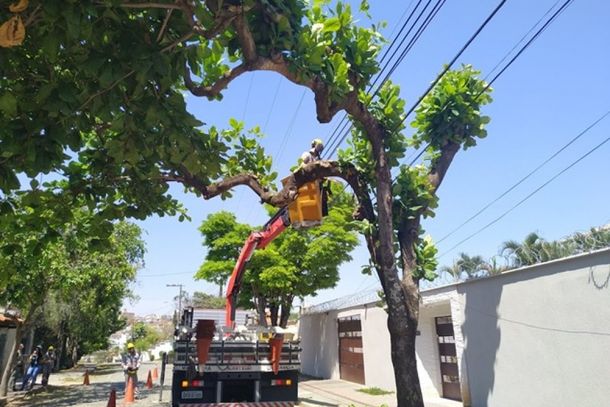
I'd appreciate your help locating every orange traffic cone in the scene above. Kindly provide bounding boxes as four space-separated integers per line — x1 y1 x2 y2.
124 377 135 404
106 388 116 407
83 370 90 385
146 370 153 389
152 367 158 380
269 336 284 375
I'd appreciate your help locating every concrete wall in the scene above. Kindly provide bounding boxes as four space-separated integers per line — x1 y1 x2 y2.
299 309 340 379
457 249 610 407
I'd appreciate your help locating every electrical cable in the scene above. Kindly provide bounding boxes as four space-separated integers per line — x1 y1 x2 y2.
262 77 282 134
391 0 573 185
437 110 610 245
274 89 307 169
438 132 610 259
242 72 255 121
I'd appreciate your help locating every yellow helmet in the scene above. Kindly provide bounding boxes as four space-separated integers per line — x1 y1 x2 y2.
48 346 54 351
311 138 324 149
127 342 135 349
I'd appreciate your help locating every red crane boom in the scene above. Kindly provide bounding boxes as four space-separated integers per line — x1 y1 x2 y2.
224 208 291 327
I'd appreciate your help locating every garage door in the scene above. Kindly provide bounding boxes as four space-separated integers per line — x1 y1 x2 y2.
435 316 462 401
338 315 365 385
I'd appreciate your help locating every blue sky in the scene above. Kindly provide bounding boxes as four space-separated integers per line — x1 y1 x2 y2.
127 0 610 315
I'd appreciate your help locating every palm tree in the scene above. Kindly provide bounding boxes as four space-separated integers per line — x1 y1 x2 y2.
440 253 487 281
501 232 546 267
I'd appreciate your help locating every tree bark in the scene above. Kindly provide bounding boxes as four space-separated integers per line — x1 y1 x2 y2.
269 303 279 327
279 296 293 328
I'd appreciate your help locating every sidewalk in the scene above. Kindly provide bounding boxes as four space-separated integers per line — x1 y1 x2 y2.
299 379 462 407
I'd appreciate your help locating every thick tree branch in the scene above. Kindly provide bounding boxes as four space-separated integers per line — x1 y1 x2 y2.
428 141 460 192
162 161 374 222
184 64 249 97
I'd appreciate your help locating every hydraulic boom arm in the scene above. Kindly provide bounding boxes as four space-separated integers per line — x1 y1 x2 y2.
224 208 291 327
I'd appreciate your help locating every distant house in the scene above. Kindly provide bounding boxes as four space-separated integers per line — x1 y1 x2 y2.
0 313 21 376
299 248 610 406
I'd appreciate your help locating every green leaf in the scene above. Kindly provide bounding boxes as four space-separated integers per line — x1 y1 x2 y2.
322 17 341 33
0 93 18 116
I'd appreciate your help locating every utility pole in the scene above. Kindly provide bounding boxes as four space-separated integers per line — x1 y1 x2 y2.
166 283 184 322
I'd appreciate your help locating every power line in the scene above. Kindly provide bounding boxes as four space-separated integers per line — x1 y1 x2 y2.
438 131 610 259
483 0 562 83
242 72 255 121
483 0 574 91
394 0 572 179
262 77 282 133
437 110 610 245
273 89 307 171
402 0 508 123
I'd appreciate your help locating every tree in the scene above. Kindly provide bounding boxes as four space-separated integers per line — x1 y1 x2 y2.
1 2 493 405
502 227 610 269
197 212 251 296
198 184 359 327
191 292 225 309
0 211 143 393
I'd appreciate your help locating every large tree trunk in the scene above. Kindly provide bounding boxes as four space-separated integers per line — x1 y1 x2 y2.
279 296 293 328
269 303 279 327
386 286 423 406
362 120 423 407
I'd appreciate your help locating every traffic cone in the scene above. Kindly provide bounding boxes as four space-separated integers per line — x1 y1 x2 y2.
83 370 90 385
269 335 284 375
145 370 153 389
124 377 135 404
152 367 158 380
106 388 116 407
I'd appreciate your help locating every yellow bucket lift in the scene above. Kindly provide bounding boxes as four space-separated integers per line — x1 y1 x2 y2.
282 179 323 229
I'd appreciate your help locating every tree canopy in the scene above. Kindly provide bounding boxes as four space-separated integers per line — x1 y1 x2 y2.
0 204 144 395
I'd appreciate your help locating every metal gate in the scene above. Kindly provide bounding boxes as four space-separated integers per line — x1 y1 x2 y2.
435 316 462 401
338 315 365 385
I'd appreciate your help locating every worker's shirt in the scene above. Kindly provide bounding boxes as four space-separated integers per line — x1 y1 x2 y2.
122 352 141 370
301 149 319 165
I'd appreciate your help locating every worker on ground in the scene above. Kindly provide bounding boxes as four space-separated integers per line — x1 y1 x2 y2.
20 345 43 390
41 345 56 386
300 138 324 165
122 342 141 394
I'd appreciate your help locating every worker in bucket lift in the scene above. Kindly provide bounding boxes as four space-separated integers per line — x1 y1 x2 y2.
299 138 329 216
300 138 324 165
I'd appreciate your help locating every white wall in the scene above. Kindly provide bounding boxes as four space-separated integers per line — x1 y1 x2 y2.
301 298 455 396
299 309 340 379
458 249 610 407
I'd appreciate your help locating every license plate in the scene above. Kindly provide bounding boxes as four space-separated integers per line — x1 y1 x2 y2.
181 390 203 399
